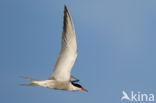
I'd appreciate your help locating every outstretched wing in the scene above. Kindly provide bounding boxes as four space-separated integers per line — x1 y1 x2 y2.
49 6 78 81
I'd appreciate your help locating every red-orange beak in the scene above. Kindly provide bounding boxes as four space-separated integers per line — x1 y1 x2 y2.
81 88 88 92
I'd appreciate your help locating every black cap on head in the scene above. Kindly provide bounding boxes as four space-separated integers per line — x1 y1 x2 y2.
71 82 82 88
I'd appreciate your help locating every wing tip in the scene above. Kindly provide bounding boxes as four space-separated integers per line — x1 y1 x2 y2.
64 5 71 16
64 5 68 12
64 5 67 10
63 5 71 33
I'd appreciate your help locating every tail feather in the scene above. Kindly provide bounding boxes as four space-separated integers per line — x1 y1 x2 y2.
20 83 40 87
19 76 40 87
19 76 39 81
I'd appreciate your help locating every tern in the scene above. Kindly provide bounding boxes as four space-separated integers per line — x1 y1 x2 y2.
20 5 87 92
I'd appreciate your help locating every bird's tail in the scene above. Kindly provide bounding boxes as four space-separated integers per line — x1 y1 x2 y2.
19 76 40 87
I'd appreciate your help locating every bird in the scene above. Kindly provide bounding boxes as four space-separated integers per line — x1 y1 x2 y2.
121 91 130 101
20 5 87 92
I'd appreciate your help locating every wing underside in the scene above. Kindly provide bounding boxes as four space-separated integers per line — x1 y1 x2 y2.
49 6 78 81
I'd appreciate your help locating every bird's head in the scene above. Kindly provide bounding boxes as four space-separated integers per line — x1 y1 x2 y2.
71 82 88 92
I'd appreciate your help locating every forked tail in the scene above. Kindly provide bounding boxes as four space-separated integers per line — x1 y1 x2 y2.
19 76 40 87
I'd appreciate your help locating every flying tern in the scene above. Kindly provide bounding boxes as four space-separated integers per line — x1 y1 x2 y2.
21 5 87 92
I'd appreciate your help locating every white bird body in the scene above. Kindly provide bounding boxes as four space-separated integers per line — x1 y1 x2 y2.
27 79 80 91
20 5 87 92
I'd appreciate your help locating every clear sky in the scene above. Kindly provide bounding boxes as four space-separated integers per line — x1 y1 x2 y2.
0 0 156 103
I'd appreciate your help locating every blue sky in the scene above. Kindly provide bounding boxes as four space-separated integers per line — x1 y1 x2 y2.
0 0 156 103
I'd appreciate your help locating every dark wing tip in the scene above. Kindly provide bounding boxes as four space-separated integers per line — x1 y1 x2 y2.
63 5 74 40
64 5 68 12
63 5 69 33
64 5 67 10
64 5 69 14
